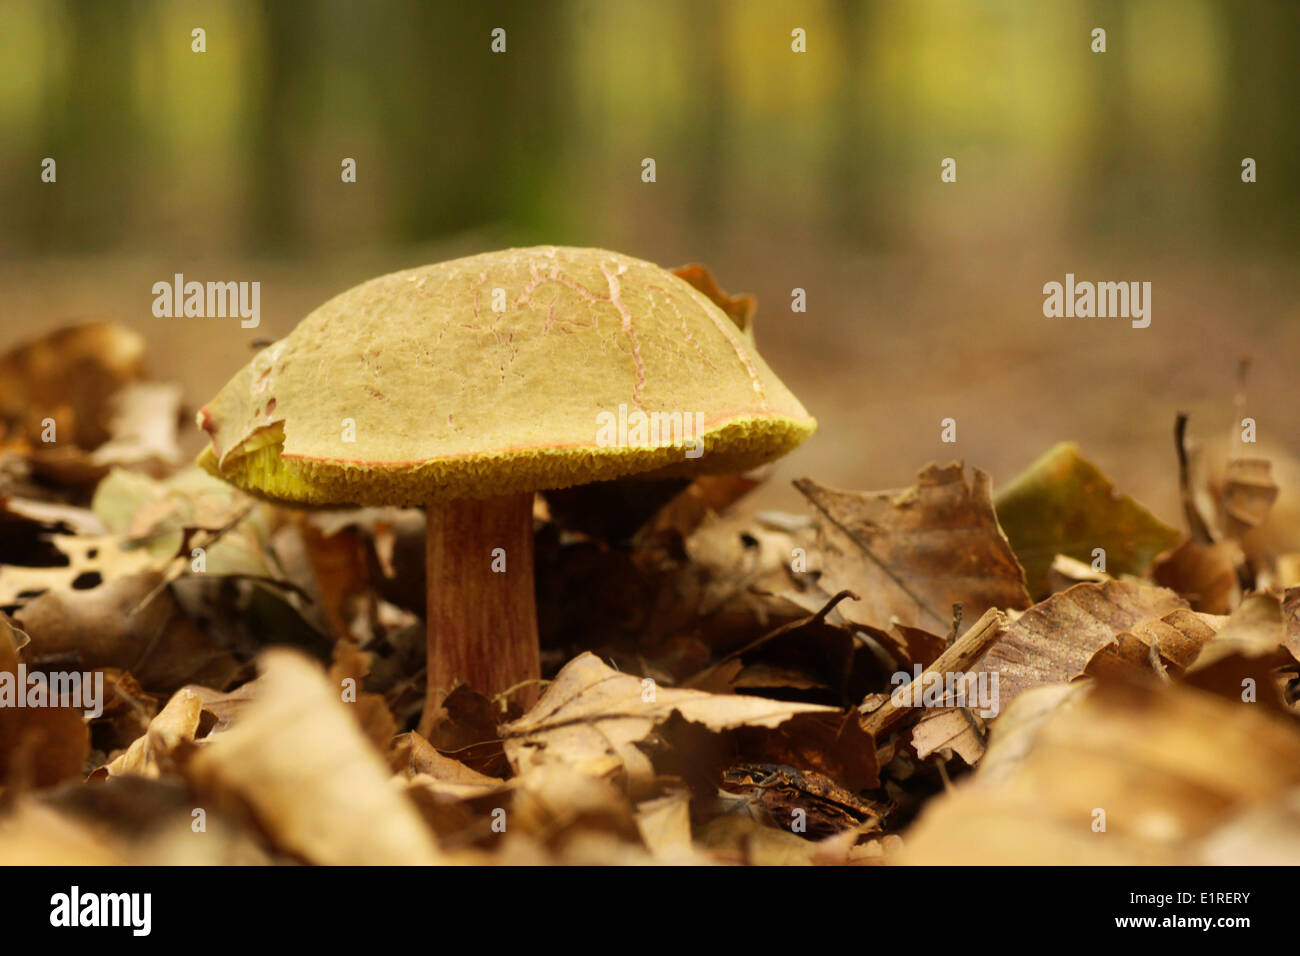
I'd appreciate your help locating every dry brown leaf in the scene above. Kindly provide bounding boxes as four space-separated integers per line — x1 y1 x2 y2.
1046 552 1112 593
1083 607 1220 682
187 648 442 864
909 707 986 764
389 731 499 784
1151 538 1242 614
103 686 205 778
977 580 1187 709
975 682 1091 784
670 263 756 331
15 569 240 691
0 614 90 789
0 799 125 865
796 463 1030 635
1219 458 1280 540
899 677 1300 864
0 532 156 606
1184 592 1295 711
1284 587 1300 661
635 791 697 862
0 322 146 451
502 651 836 778
508 762 638 842
697 813 820 865
327 640 396 753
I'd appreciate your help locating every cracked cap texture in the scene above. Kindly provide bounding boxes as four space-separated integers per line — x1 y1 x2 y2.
197 246 816 505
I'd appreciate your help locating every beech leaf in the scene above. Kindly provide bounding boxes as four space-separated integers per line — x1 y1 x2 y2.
994 442 1181 596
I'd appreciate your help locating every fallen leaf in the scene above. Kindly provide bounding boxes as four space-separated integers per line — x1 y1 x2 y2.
0 799 124 865
796 463 1030 635
1152 538 1242 614
0 614 89 788
994 442 1181 597
908 707 986 765
0 322 145 451
898 677 1300 864
15 570 240 691
977 580 1187 709
1184 592 1295 711
103 686 205 778
502 651 837 779
186 649 442 864
635 791 697 862
1219 458 1280 539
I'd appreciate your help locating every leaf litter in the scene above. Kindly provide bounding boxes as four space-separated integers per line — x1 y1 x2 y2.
2 322 1300 865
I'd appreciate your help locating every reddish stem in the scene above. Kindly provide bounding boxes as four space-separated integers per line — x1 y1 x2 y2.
420 492 540 735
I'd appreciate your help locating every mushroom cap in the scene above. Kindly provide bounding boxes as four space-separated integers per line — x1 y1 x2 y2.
197 246 815 506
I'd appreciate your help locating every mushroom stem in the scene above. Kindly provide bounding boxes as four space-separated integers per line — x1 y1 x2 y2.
421 492 540 733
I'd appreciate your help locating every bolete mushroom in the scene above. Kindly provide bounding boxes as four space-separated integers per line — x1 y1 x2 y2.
195 246 815 729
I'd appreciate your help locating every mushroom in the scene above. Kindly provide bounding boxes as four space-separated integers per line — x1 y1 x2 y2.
195 246 815 730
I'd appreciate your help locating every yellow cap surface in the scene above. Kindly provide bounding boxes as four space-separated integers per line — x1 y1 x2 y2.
197 246 815 505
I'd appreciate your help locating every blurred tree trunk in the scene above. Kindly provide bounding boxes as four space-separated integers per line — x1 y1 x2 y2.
373 0 566 242
1215 0 1300 248
826 0 886 248
248 1 316 250
1074 0 1132 239
29 0 141 252
684 0 728 248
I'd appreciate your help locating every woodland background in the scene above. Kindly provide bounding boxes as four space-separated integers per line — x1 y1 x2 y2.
1 0 1297 518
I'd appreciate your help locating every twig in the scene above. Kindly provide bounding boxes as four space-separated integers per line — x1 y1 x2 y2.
858 606 1006 740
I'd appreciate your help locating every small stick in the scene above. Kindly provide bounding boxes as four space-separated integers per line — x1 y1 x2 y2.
859 606 1006 740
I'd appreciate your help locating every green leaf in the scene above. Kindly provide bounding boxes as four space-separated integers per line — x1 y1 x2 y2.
994 442 1181 597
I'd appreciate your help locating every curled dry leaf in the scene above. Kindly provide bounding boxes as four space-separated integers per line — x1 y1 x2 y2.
1183 592 1296 712
1083 607 1219 682
1218 458 1280 540
391 732 507 798
187 648 442 865
670 263 757 332
507 762 639 843
795 463 1030 635
103 686 205 778
908 707 986 765
994 442 1181 597
1046 552 1111 593
501 651 837 779
1151 538 1242 614
977 580 1187 710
